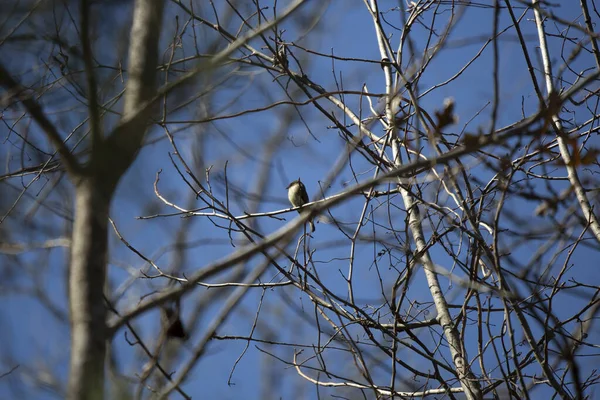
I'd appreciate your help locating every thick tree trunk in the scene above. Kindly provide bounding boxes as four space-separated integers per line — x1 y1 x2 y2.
66 1 164 398
67 178 112 400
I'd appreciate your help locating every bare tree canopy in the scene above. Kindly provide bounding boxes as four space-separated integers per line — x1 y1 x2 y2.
1 0 600 399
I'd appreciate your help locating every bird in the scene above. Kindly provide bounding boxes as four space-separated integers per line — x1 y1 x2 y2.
286 178 315 232
161 305 187 339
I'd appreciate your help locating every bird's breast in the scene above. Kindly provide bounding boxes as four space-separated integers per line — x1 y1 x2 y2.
288 185 301 206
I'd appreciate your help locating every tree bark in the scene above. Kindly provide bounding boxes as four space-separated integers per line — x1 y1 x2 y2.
366 0 483 397
66 1 165 398
68 178 112 400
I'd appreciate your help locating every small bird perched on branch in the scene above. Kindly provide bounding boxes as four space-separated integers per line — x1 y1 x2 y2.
287 178 315 232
